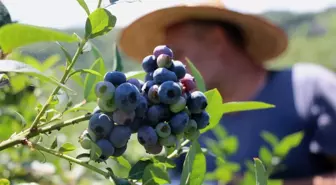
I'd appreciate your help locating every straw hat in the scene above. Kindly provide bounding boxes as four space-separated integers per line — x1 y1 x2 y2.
118 0 288 63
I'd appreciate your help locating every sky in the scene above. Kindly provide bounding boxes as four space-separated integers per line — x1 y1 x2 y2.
2 0 336 29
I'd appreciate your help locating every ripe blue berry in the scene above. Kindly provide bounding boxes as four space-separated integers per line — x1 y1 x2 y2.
170 60 186 79
145 72 154 81
144 143 163 155
96 139 115 159
192 111 210 129
94 81 116 100
104 71 127 86
142 55 158 73
159 134 177 147
157 54 173 68
114 83 141 113
169 112 189 134
137 125 158 146
153 45 173 58
127 78 142 91
112 109 135 125
147 104 171 124
135 96 148 118
158 81 182 104
155 122 171 138
109 125 132 148
169 96 186 113
112 144 127 157
153 68 177 84
88 113 114 139
141 80 155 94
187 91 208 114
98 97 117 112
129 118 144 133
148 85 160 104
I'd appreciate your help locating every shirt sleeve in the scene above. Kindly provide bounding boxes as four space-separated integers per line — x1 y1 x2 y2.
292 62 336 156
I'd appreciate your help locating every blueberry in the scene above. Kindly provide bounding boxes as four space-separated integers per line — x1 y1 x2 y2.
158 81 182 104
109 125 132 148
96 139 115 159
112 109 135 125
153 45 173 58
187 91 208 114
153 68 178 84
170 60 186 79
144 143 163 155
115 83 141 113
192 111 210 129
155 122 171 138
184 119 198 134
141 80 155 94
94 81 116 100
157 54 173 68
104 71 127 86
169 96 186 113
181 74 197 92
148 84 160 104
159 134 177 147
169 112 189 134
135 96 148 118
137 125 158 146
112 144 127 157
129 118 144 133
127 78 142 91
88 113 114 139
142 55 158 73
145 72 154 81
98 97 117 112
147 104 170 124
79 130 92 149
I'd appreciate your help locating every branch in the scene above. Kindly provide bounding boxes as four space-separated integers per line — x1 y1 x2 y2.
0 114 92 151
167 139 190 159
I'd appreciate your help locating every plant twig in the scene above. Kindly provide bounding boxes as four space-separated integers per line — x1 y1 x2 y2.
0 114 92 151
167 139 190 159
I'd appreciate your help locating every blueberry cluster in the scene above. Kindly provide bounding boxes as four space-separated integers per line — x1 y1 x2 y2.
79 45 210 160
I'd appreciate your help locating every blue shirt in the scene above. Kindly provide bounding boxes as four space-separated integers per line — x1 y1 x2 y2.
171 63 336 183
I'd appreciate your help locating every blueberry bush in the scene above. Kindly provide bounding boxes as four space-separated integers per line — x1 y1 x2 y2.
0 1 304 185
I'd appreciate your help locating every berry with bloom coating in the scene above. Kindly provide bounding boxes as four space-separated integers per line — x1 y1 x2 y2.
112 109 135 125
144 143 163 155
158 81 182 104
153 68 177 84
169 96 186 113
142 55 158 73
192 111 210 129
96 139 115 159
148 85 160 104
159 134 177 147
141 80 155 94
88 113 114 139
184 119 198 134
104 71 127 87
114 83 141 113
187 91 208 114
98 98 117 112
94 81 116 100
109 125 132 148
135 96 148 118
169 112 189 134
112 144 127 157
156 54 172 68
170 60 186 79
153 45 173 58
127 78 142 91
147 104 171 124
129 118 144 133
137 125 158 146
155 122 171 138
145 72 154 81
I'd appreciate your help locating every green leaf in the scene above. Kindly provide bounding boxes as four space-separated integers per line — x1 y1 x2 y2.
0 179 10 185
115 156 131 170
260 131 279 148
274 131 304 157
56 42 72 65
0 108 26 127
200 88 223 133
85 8 117 39
0 60 75 93
180 141 206 185
76 0 90 15
83 57 106 101
220 136 238 155
254 158 268 185
0 73 9 88
222 101 275 114
0 23 77 53
58 142 76 153
113 44 123 71
91 42 103 59
185 57 206 92
41 55 60 71
259 147 273 166
143 163 170 185
128 159 153 180
69 69 102 79
50 136 58 149
153 156 176 168
125 71 146 80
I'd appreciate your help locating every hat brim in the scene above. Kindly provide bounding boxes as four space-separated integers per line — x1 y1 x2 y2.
118 5 288 63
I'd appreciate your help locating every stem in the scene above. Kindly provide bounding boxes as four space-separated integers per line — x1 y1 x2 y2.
29 39 88 130
0 114 91 151
97 0 103 8
167 139 190 159
32 143 110 178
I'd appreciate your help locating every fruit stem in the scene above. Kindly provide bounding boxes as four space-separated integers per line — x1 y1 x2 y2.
167 139 190 159
32 142 110 178
29 38 88 131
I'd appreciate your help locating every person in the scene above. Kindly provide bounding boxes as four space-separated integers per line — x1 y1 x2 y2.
118 0 336 184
